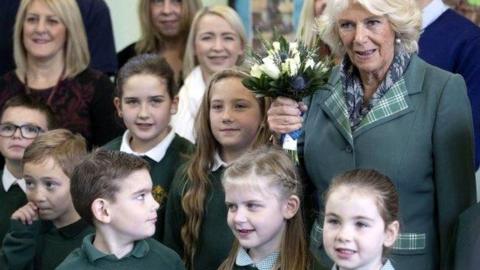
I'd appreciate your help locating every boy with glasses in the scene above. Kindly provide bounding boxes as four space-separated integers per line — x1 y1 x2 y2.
0 94 56 242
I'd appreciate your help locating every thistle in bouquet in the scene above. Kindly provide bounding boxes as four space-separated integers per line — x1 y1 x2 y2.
242 35 333 163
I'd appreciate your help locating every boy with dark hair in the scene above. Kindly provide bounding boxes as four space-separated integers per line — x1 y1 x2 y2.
0 129 91 269
0 94 56 242
57 149 185 269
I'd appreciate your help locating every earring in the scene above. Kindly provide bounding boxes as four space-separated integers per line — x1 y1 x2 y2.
395 38 401 44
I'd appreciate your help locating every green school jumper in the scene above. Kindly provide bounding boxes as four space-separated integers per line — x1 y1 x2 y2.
103 133 193 241
164 167 235 270
0 219 93 269
56 234 185 270
0 170 27 242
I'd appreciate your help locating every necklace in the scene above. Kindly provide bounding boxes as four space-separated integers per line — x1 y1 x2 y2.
23 65 66 106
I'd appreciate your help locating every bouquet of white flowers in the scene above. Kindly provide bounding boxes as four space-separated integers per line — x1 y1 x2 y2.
242 35 332 163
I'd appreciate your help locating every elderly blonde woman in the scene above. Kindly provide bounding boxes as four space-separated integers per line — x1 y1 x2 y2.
0 0 121 148
170 5 247 143
117 0 202 82
268 0 476 269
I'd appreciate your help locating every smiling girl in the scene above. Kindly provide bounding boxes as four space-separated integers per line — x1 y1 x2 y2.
164 69 271 270
104 54 193 241
323 169 400 270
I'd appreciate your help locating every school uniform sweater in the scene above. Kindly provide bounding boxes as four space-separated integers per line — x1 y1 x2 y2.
103 133 193 241
56 234 185 270
164 166 235 270
0 219 93 270
0 169 27 243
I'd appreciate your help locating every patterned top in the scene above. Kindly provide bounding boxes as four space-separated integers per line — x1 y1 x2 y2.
0 69 122 147
235 247 279 270
341 48 411 130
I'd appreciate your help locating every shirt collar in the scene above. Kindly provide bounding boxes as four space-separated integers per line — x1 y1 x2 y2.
422 0 449 29
332 259 394 270
211 152 228 172
119 129 175 162
235 247 279 270
2 165 26 192
83 234 150 263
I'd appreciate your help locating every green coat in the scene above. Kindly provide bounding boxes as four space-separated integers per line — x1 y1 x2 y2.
163 167 234 270
103 134 193 241
450 202 480 270
301 55 476 270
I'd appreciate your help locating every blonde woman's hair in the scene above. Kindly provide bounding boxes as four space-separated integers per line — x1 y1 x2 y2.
14 0 90 78
180 69 271 269
218 145 310 270
135 0 202 55
318 0 421 56
182 5 247 80
297 0 321 48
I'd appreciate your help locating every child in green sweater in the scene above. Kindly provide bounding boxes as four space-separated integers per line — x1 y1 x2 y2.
57 149 185 270
104 54 192 241
0 94 56 242
0 129 91 270
163 69 272 270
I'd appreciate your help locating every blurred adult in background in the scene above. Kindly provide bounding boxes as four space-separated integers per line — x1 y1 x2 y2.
0 0 117 76
117 0 202 83
170 5 246 143
417 0 480 169
0 0 122 148
267 0 476 269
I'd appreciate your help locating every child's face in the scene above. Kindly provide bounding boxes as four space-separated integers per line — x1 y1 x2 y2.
225 178 294 259
0 106 48 162
106 169 160 242
322 187 398 270
114 74 177 153
194 14 243 78
23 157 77 228
209 77 262 158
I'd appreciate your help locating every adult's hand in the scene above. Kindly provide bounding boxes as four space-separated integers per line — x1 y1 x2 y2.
267 97 307 134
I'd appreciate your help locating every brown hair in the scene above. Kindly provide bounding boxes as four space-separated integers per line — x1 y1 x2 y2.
324 169 400 256
70 148 150 226
219 145 310 270
23 129 87 178
116 53 177 99
0 94 57 129
135 0 202 55
180 69 271 269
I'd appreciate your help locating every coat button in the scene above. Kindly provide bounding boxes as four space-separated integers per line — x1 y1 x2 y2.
345 145 353 153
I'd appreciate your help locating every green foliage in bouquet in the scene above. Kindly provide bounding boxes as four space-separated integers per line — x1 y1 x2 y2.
242 35 333 101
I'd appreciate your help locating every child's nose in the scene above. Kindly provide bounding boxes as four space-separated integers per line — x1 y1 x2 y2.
336 225 353 242
138 103 150 118
28 189 46 203
233 208 247 223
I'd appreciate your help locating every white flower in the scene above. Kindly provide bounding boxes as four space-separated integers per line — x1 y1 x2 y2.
289 42 298 52
283 58 299 76
250 64 263 79
304 58 315 70
272 41 281 52
260 57 281 79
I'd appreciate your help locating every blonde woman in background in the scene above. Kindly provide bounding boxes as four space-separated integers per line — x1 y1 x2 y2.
0 0 121 148
171 5 247 143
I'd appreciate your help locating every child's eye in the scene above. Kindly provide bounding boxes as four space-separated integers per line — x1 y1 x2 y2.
355 221 369 228
150 98 164 105
200 35 213 41
210 104 223 111
136 193 146 201
44 181 58 191
25 180 35 189
226 203 237 212
234 102 248 110
326 218 340 226
246 203 261 210
124 98 139 105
